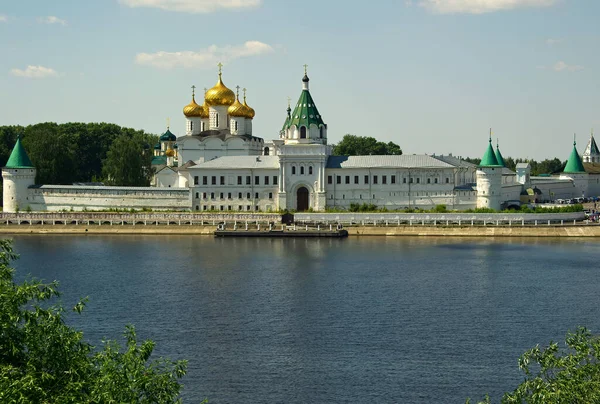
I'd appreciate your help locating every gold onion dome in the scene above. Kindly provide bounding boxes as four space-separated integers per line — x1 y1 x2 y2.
243 89 255 119
205 66 235 106
199 98 209 119
165 147 175 157
183 96 203 117
228 97 248 117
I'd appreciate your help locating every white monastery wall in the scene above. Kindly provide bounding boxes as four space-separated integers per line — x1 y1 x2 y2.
27 186 189 212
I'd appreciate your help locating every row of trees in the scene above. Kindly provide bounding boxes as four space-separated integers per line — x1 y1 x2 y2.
464 156 566 176
0 123 157 187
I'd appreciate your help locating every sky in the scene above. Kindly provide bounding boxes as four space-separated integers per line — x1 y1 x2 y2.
1 0 599 160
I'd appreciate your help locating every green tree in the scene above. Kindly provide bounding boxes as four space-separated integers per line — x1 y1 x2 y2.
468 327 600 404
332 134 402 156
102 130 154 186
0 239 189 403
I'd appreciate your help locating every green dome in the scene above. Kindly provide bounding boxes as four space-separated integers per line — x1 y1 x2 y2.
5 137 34 169
479 137 502 168
563 141 585 173
160 129 177 142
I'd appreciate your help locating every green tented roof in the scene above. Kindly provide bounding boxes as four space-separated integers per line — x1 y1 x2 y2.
479 138 502 167
160 129 177 142
5 137 34 168
564 142 585 173
285 85 325 129
151 156 167 166
281 107 291 131
494 144 506 167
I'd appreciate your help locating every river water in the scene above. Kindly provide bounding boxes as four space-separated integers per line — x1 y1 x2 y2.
9 235 600 403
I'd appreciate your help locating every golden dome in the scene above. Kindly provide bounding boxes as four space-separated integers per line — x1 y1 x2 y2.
205 69 235 106
183 96 203 117
165 147 175 157
243 89 255 119
199 98 209 119
228 97 248 117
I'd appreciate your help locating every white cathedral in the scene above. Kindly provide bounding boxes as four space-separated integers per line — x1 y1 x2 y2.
3 66 600 213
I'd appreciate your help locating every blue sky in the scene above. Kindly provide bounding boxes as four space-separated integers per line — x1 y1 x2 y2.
1 0 598 159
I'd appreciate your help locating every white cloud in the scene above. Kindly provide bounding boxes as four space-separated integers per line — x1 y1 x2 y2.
119 0 261 13
135 41 274 69
10 65 60 78
546 38 563 46
419 0 557 14
0 15 7 22
552 61 583 72
38 16 67 25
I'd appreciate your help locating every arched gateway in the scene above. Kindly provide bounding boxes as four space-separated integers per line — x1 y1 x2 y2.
296 187 309 211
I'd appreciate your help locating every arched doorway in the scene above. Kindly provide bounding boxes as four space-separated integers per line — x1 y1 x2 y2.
297 187 309 211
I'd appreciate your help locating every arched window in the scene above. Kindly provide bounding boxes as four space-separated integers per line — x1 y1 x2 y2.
189 121 193 132
292 166 296 175
234 120 238 131
320 126 324 138
300 166 305 175
201 122 205 131
264 147 270 156
309 166 313 175
216 113 219 127
300 126 307 139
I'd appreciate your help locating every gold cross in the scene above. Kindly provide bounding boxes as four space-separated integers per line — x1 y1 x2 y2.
167 117 170 129
217 62 223 76
303 64 308 75
236 85 240 98
243 87 247 101
191 85 196 97
204 87 207 95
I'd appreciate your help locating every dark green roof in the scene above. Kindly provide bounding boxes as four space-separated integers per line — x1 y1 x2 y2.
151 156 167 166
494 144 506 167
285 82 325 129
479 138 502 167
160 129 177 142
154 143 161 149
5 137 34 169
564 141 585 173
281 106 291 132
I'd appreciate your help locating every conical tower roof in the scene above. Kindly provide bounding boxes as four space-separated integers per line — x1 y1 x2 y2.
494 140 506 167
479 136 501 167
285 72 325 130
564 139 586 173
583 133 599 157
5 136 34 168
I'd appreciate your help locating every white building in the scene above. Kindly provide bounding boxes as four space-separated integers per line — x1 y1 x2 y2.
2 66 598 213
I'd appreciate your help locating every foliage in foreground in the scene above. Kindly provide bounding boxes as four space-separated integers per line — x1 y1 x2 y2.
0 239 189 403
468 327 600 404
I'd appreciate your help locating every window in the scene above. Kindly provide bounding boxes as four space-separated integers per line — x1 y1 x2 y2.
247 206 251 211
238 206 242 211
211 176 216 185
364 175 369 184
309 166 313 175
234 120 238 131
300 166 305 175
427 178 431 184
328 175 333 184
246 192 250 199
417 178 420 184
410 178 413 184
354 176 359 184
246 176 251 185
228 205 232 211
342 175 348 184
228 192 232 199
374 176 378 184
220 205 224 211
220 192 224 199
203 192 207 199
337 176 341 184
264 147 270 156
195 205 199 211
255 192 259 199
201 122 205 131
383 176 387 184
273 176 278 185
292 166 296 175
320 126 324 138
255 176 259 185
195 192 199 199
220 176 225 185
391 175 396 184
255 206 259 211
403 177 406 184
203 205 207 211
435 178 438 184
238 192 242 199
216 113 219 127
210 192 215 200
268 192 273 199
237 176 242 185
202 176 207 185
265 176 269 185
446 177 450 183
194 176 199 185
300 126 307 138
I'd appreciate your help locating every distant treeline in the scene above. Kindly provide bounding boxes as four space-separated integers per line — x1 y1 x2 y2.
0 123 158 187
463 156 566 176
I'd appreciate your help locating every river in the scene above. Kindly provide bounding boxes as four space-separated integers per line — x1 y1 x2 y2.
10 235 600 403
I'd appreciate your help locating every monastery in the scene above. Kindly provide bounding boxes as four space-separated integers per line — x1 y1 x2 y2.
3 66 600 213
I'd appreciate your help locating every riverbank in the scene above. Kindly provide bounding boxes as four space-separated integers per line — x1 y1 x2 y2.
1 224 600 237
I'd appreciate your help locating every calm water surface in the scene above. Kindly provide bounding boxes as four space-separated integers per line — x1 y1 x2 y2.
10 235 600 403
